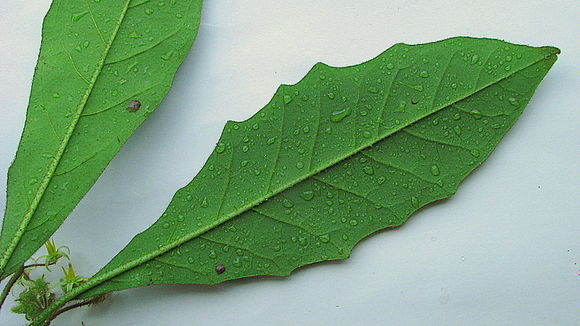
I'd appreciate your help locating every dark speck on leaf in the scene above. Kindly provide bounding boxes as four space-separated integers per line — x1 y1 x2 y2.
127 100 141 112
215 264 226 275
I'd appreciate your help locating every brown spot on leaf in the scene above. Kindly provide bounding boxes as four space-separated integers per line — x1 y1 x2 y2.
127 100 142 112
215 264 226 275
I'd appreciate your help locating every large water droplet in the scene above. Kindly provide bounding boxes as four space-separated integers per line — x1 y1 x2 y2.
300 190 314 201
330 107 352 122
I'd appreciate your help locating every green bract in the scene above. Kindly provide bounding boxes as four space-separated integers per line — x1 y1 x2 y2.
31 37 558 324
0 0 204 279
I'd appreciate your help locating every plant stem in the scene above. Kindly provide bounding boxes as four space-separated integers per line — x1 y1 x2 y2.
47 298 97 324
23 263 52 269
0 265 25 311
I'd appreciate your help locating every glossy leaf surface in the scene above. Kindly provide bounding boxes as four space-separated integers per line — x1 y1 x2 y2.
0 0 204 279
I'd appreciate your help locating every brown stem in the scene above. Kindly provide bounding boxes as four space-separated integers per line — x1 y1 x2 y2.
47 298 97 323
0 265 25 311
23 263 54 269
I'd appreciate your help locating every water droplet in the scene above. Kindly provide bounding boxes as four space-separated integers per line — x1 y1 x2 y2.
145 8 154 15
386 63 395 70
330 107 352 122
215 142 226 153
296 162 304 169
363 166 374 175
162 222 170 229
470 109 482 119
161 51 173 61
267 137 276 145
241 160 249 167
431 165 440 176
283 94 293 104
453 126 462 135
283 199 294 208
252 123 259 130
349 220 358 226
342 234 349 241
242 145 249 152
470 149 480 157
72 11 89 22
411 196 419 208
508 97 519 106
209 250 217 259
377 176 386 184
300 190 314 201
419 70 429 78
470 55 480 65
201 198 209 208
394 100 406 113
368 86 379 94
320 235 330 243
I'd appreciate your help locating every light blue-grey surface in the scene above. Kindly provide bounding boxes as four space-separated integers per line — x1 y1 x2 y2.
0 1 578 325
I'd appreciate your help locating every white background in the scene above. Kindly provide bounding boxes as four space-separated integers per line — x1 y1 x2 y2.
0 1 578 325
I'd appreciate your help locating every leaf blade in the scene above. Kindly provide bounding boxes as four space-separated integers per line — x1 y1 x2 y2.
65 38 559 299
0 0 204 278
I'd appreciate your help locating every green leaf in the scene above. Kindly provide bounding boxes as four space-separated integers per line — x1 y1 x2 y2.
0 0 204 279
32 37 559 322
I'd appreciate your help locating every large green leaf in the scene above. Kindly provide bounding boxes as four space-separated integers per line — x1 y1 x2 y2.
32 37 558 324
0 0 203 279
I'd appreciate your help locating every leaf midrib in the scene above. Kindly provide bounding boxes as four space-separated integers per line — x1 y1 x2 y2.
78 50 556 295
0 0 132 275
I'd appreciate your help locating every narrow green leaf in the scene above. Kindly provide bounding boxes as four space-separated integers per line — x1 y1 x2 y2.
33 37 559 322
0 0 203 279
